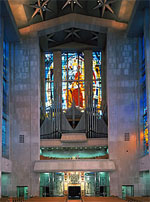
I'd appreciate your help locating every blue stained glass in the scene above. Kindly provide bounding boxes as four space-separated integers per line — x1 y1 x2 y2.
141 36 149 155
68 53 78 81
62 82 67 109
93 52 102 113
2 41 9 158
62 53 68 81
45 53 54 81
45 53 54 113
142 36 145 62
2 118 6 144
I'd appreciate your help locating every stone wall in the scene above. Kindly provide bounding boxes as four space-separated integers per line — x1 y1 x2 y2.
40 52 45 111
84 50 93 106
107 29 139 197
10 34 40 197
53 51 62 100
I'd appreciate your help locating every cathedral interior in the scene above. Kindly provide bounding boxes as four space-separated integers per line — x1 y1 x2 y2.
0 0 150 201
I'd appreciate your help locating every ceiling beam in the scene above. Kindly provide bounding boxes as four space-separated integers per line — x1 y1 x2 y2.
118 0 136 23
19 13 127 36
8 0 28 28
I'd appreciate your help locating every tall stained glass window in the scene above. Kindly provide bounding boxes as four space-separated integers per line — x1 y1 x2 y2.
45 53 54 113
92 52 102 116
140 36 149 155
2 41 9 158
62 52 85 110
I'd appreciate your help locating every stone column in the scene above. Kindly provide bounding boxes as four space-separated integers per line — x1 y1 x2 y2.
53 51 62 102
107 29 139 197
84 50 93 107
40 52 45 111
101 50 107 113
9 43 15 196
0 12 4 197
11 33 40 197
144 8 150 156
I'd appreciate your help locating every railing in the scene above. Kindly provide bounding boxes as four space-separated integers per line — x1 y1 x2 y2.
86 131 108 138
40 131 61 139
40 131 108 139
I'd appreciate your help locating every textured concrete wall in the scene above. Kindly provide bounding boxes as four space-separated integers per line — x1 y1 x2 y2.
40 52 45 111
107 29 139 197
54 51 62 101
0 9 3 197
34 159 115 172
139 171 150 196
40 138 108 147
10 34 40 197
84 50 93 106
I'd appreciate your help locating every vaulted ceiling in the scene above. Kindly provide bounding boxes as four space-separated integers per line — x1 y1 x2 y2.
8 0 136 51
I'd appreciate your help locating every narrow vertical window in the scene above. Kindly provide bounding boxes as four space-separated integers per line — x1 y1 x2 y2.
2 41 9 158
45 53 54 114
140 36 149 155
92 52 102 117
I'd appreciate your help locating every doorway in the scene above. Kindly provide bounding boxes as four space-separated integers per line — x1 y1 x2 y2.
17 186 28 199
100 186 107 196
122 185 134 199
68 186 81 199
40 186 50 197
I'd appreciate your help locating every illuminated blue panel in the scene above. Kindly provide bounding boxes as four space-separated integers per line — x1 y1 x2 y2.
141 36 149 155
92 52 102 116
2 41 9 158
62 53 67 81
62 81 67 109
45 53 54 113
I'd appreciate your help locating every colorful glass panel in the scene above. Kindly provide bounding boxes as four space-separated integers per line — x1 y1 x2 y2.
2 41 9 158
62 52 85 110
93 52 102 116
141 36 149 154
62 53 67 81
45 53 54 112
62 82 67 109
68 53 78 80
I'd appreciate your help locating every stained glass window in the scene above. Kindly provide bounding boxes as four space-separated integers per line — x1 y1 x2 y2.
140 36 149 155
45 53 54 113
93 52 102 116
62 52 85 110
2 41 9 158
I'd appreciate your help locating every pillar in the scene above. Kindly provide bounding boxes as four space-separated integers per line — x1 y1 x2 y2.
84 50 93 107
40 52 45 111
11 33 40 197
53 51 62 102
